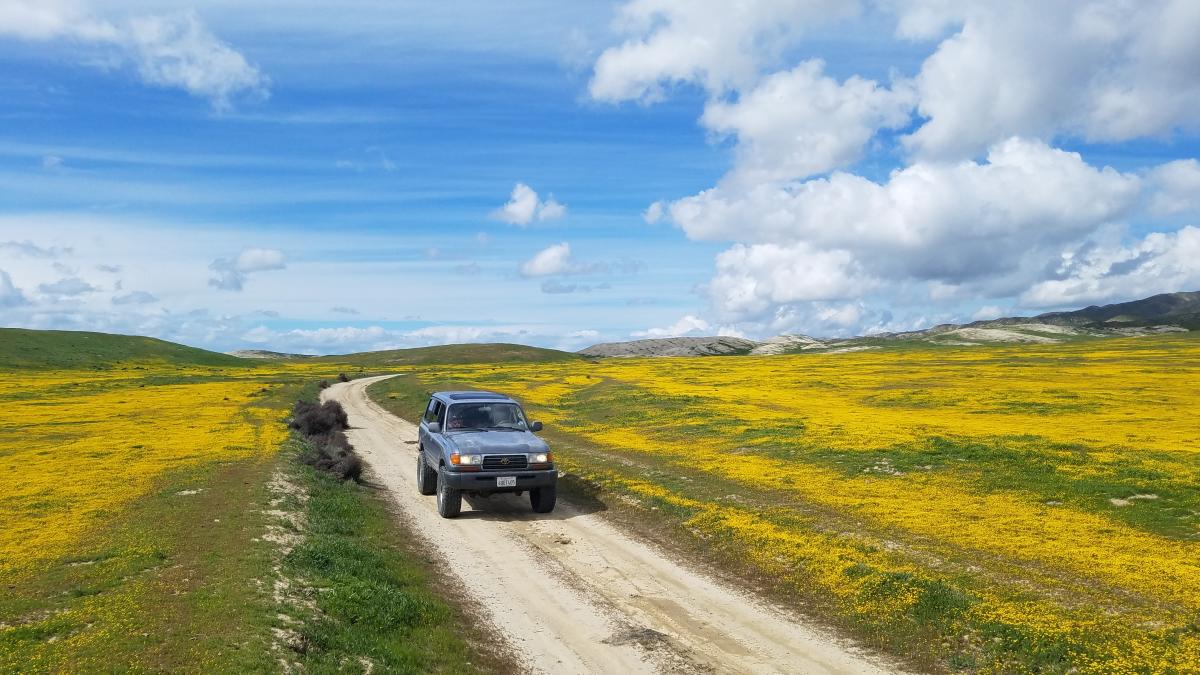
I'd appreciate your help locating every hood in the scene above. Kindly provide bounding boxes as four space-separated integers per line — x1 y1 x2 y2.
447 430 548 454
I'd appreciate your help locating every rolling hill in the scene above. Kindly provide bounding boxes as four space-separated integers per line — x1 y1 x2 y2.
0 328 250 369
1033 291 1200 328
579 291 1200 357
7 291 1195 366
228 349 315 359
579 336 757 357
1 332 578 370
315 342 580 366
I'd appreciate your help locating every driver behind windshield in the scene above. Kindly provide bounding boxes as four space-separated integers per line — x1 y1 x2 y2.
446 403 527 430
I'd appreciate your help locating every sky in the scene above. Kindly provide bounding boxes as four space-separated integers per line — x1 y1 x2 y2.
1 0 1199 354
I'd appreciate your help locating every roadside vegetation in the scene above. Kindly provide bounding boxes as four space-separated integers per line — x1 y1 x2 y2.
370 332 1200 673
275 386 501 670
290 399 362 481
278 458 496 673
0 333 502 672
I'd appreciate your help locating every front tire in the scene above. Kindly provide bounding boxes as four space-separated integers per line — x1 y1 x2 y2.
417 451 436 495
530 485 556 514
436 466 462 518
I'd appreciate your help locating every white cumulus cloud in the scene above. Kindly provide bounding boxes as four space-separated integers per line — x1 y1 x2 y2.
631 314 712 338
589 0 855 103
707 244 873 319
492 183 568 225
642 200 665 224
591 0 1200 336
897 0 1200 159
1147 159 1200 216
673 138 1141 319
1021 226 1200 308
519 242 607 278
702 59 914 184
520 242 573 277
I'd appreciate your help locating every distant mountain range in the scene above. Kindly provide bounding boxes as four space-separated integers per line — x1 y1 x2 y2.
578 291 1200 358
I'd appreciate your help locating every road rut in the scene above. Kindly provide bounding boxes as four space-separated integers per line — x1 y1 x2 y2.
325 376 895 674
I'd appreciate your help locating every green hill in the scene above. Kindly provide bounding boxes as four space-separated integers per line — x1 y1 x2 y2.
317 342 579 366
0 328 249 370
1036 291 1200 329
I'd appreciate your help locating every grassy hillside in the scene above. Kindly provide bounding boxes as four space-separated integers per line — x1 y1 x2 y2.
317 342 579 366
1038 290 1200 327
0 328 248 370
370 333 1200 673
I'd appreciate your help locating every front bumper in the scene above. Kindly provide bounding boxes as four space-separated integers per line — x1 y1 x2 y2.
443 468 557 492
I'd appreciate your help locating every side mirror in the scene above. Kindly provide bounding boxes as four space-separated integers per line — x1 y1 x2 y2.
530 421 543 432
427 422 441 434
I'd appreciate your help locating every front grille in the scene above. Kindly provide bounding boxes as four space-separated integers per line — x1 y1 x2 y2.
482 454 528 471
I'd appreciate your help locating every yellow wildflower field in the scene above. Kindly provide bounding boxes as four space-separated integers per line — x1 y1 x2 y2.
0 356 357 671
0 363 328 582
372 333 1200 672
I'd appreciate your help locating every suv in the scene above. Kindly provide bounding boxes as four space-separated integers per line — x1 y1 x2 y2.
417 391 556 518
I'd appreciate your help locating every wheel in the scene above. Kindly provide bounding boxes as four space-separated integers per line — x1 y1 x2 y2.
530 485 556 514
416 451 436 495
436 466 462 518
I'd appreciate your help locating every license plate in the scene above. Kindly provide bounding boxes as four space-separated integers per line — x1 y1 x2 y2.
496 476 517 488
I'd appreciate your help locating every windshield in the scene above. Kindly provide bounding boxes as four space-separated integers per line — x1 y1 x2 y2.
445 402 528 431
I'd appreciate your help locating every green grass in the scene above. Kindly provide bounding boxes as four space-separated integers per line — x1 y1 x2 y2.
0 328 250 370
272 381 505 673
0 456 282 672
282 464 495 673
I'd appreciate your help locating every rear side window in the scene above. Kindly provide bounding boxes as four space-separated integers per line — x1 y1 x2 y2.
423 398 440 423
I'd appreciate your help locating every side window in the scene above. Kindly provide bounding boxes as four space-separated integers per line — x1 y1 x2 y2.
423 398 437 423
436 401 447 427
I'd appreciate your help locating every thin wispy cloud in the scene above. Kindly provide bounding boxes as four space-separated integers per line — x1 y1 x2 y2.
209 248 286 291
0 1 267 110
0 240 72 258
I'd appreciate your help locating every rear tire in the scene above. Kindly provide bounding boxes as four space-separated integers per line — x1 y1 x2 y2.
530 485 556 514
417 451 436 495
436 466 462 518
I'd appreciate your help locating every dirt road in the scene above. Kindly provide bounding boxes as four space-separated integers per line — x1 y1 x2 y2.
325 376 896 674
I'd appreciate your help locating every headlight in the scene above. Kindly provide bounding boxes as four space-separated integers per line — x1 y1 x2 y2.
450 453 482 465
530 452 552 463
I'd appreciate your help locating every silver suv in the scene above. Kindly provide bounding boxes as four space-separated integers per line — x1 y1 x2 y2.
416 391 556 518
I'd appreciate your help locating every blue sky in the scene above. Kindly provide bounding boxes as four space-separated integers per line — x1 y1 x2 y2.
1 1 1198 353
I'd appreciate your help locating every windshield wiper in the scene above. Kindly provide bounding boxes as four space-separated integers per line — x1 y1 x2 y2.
486 426 524 431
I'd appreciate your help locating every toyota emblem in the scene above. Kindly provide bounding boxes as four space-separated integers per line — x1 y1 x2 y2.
500 457 511 465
